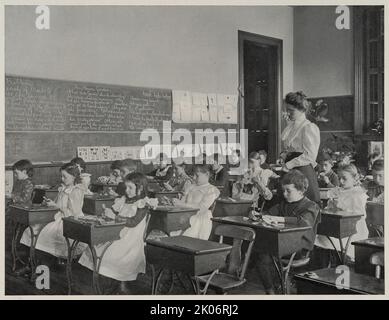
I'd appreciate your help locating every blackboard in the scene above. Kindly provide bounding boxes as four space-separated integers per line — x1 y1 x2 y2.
5 75 172 163
5 75 172 132
5 75 238 164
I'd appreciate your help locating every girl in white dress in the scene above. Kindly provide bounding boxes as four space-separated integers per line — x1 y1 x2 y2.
20 163 85 259
172 164 220 240
78 172 158 294
232 151 277 203
315 164 369 261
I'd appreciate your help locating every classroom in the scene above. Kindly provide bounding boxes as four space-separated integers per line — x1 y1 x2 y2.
4 4 385 296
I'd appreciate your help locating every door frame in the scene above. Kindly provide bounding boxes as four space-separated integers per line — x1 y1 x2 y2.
238 30 283 162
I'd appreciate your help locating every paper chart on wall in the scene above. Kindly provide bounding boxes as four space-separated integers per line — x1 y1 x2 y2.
192 92 209 122
217 94 238 123
207 94 219 122
172 90 192 123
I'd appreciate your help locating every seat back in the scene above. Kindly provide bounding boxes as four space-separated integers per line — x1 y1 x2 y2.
214 224 256 281
143 210 151 242
366 202 384 237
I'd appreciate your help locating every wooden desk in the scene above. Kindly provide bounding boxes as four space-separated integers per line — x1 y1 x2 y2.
90 182 118 193
9 204 58 280
82 195 116 215
352 237 384 277
317 211 364 265
149 191 180 202
294 268 384 294
62 216 126 294
148 206 199 236
146 236 232 294
212 215 311 294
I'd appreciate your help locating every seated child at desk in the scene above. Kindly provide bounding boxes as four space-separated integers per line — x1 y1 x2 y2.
112 159 137 197
363 159 384 203
11 159 34 206
317 156 339 188
258 150 270 170
97 160 123 185
257 170 320 294
20 163 86 263
162 158 193 194
315 164 369 262
149 153 173 181
172 164 220 240
228 149 241 168
232 151 277 203
78 172 158 294
209 153 230 197
71 157 92 195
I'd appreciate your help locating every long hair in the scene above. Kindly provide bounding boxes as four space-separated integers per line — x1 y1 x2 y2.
60 162 82 184
124 172 149 201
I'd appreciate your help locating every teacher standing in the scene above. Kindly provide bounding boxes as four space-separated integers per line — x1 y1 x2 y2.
279 91 320 204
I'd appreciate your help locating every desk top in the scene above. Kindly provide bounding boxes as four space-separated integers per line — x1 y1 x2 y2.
146 236 232 255
9 204 58 212
212 216 311 233
321 210 364 219
63 215 126 228
83 194 117 201
294 268 385 294
216 197 253 204
151 205 199 214
352 237 384 249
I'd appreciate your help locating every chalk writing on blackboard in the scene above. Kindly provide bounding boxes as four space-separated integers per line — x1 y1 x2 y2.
5 76 172 132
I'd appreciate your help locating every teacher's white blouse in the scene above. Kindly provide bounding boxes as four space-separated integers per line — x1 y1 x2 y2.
281 115 320 169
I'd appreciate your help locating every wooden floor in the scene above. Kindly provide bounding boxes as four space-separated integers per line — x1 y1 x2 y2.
4 220 273 296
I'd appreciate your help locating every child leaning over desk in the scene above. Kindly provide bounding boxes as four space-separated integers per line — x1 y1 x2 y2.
171 164 220 240
257 170 320 294
20 163 86 264
78 172 158 294
363 159 384 203
315 164 369 263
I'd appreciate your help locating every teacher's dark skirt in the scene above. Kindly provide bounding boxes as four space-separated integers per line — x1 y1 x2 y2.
275 164 321 205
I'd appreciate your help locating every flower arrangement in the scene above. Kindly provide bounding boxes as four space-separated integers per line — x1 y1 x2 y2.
319 134 356 164
368 118 384 136
309 99 329 123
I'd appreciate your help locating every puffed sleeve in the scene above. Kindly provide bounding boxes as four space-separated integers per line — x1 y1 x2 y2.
285 122 320 169
64 186 84 217
197 186 220 215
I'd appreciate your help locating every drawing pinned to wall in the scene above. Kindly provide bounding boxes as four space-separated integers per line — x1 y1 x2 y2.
192 92 209 122
110 147 124 160
100 146 111 161
88 147 100 162
208 94 219 122
172 90 238 124
77 147 89 161
172 90 191 122
217 94 238 123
